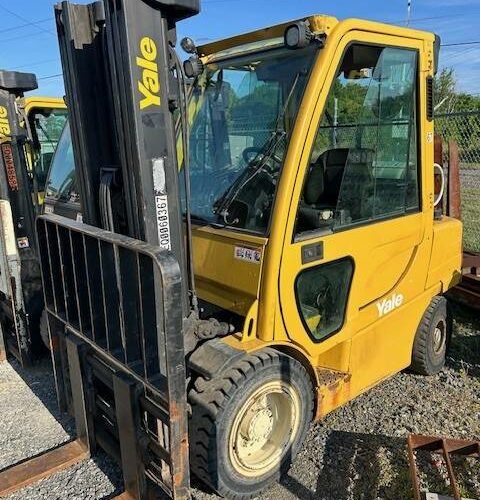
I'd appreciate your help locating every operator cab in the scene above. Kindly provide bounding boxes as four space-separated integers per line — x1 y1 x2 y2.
45 14 435 333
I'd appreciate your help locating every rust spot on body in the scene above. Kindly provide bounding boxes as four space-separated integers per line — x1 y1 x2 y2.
314 367 351 421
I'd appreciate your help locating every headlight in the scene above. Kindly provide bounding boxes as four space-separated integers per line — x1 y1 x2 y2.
284 21 312 49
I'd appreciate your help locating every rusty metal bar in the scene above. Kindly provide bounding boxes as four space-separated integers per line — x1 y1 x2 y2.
447 141 461 220
463 252 480 276
449 252 480 310
0 440 89 496
434 134 444 220
407 435 422 500
113 372 147 499
434 134 443 165
66 335 96 453
407 434 480 500
451 274 480 310
440 440 461 500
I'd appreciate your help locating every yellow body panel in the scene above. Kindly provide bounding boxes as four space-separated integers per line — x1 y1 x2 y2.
426 217 463 290
191 16 461 420
193 225 266 315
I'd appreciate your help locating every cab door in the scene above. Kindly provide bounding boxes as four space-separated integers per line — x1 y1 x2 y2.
278 32 433 396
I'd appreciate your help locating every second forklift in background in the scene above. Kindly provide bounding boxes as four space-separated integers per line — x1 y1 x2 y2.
28 1 462 498
0 70 67 365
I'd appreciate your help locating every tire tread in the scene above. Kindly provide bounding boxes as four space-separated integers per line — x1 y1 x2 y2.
410 296 447 375
188 348 312 499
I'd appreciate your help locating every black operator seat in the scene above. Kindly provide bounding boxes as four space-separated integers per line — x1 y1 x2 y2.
297 148 349 232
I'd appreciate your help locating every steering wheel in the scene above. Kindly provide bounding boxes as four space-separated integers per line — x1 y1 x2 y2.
243 147 284 169
242 147 262 164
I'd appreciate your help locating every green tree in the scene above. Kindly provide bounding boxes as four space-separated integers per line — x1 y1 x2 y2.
434 67 457 113
434 67 480 113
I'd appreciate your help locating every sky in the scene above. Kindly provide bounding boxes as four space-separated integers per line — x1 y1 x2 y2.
1 0 479 97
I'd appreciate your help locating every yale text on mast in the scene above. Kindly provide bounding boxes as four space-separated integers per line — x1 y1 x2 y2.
137 36 161 110
0 106 11 141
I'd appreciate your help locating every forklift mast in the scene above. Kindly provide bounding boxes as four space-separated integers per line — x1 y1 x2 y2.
34 0 199 497
55 0 198 314
0 70 43 364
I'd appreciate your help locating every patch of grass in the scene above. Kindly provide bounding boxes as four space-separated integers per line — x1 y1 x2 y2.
461 187 480 252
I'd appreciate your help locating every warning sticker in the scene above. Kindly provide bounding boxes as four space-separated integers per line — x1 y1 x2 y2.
1 144 18 191
234 246 261 264
17 237 29 249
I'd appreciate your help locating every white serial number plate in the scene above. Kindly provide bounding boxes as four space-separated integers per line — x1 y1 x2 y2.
155 195 171 250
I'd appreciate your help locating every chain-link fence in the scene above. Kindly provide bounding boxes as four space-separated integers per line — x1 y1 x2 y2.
435 111 480 253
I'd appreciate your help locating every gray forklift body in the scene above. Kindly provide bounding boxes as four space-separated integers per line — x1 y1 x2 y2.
0 70 44 365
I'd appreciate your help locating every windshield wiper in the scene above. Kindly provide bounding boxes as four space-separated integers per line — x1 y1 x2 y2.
212 130 282 214
213 72 302 222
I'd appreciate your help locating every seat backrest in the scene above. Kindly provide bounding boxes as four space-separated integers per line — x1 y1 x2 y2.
303 160 325 205
336 148 375 221
304 148 350 206
320 148 349 206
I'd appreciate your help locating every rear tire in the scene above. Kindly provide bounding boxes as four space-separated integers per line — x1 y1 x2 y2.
410 296 448 375
188 348 313 499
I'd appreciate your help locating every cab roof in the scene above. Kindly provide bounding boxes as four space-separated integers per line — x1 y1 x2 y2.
197 14 435 58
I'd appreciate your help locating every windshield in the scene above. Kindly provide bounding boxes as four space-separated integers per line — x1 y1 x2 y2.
30 107 68 191
185 46 317 233
44 46 318 227
45 121 79 204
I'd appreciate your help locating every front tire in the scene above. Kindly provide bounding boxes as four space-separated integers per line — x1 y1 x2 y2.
410 296 448 375
188 348 313 499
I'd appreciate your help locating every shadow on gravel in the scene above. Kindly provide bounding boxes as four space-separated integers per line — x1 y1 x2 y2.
8 356 74 435
280 431 418 500
6 357 124 498
450 302 480 333
448 303 480 375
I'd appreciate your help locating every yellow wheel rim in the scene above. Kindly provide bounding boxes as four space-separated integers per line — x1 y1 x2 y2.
229 380 301 477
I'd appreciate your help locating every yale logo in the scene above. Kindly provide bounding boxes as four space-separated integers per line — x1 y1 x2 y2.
137 36 161 110
377 293 404 318
0 106 11 141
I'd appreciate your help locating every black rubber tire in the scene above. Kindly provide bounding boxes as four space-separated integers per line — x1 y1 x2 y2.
188 348 314 499
410 296 448 375
39 309 50 351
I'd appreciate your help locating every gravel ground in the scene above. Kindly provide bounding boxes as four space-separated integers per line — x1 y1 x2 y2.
1 303 479 500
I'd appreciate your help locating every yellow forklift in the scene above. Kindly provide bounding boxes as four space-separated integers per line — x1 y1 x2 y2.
5 1 461 498
0 70 67 365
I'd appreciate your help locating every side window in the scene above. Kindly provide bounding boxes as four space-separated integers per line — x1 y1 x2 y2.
296 44 419 236
296 259 353 341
